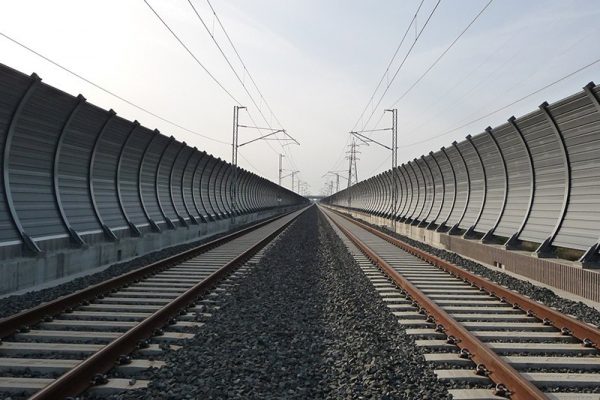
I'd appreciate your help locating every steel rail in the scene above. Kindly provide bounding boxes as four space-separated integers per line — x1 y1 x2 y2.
327 208 600 350
28 207 304 399
322 207 547 400
0 209 298 339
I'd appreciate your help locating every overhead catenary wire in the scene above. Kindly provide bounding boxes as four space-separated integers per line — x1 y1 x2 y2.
389 0 494 109
400 55 600 149
350 0 426 132
330 0 429 175
143 0 241 105
0 31 230 146
330 0 441 181
145 0 297 181
369 0 494 131
205 0 286 131
187 0 301 177
359 0 442 132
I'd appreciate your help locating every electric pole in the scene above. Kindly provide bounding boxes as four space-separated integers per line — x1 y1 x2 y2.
278 154 285 186
281 170 299 192
348 109 398 227
231 105 246 215
322 170 348 193
291 170 298 193
385 109 398 229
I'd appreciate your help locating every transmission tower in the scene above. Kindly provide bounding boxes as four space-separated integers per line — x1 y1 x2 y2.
346 139 360 188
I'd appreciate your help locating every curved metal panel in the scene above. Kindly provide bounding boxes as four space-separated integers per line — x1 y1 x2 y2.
454 140 476 231
406 162 420 222
419 155 436 225
221 165 235 216
53 95 86 246
88 109 118 240
481 127 509 241
155 136 177 229
397 165 411 219
193 151 212 221
115 121 142 235
436 149 455 226
169 141 189 226
550 87 600 251
461 135 487 237
534 102 572 255
210 160 226 218
2 73 42 253
412 157 430 224
514 107 564 245
0 65 34 246
216 162 232 217
180 146 200 224
494 118 534 241
392 168 402 220
138 129 161 232
579 83 600 261
95 116 135 235
57 101 110 237
425 152 444 228
202 157 219 219
444 143 469 230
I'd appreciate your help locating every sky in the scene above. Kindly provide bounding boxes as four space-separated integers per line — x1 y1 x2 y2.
1 0 600 196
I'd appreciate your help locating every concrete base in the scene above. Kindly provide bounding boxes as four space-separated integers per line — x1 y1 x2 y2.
326 206 600 304
0 207 297 296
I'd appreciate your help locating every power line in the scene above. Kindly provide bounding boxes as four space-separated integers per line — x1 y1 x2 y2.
143 0 241 104
368 153 392 176
350 0 426 132
333 0 441 180
239 153 266 176
205 0 285 130
0 31 229 145
146 0 298 180
190 0 301 176
401 56 600 148
187 0 277 132
389 0 494 108
202 0 301 172
359 0 442 132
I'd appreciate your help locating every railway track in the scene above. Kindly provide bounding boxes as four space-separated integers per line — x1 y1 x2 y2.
0 207 307 400
320 205 600 400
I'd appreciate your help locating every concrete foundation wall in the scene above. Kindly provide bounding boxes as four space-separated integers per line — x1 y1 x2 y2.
0 207 297 295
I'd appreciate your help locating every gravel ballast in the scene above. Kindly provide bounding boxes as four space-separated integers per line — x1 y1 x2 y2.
343 211 600 328
106 205 449 400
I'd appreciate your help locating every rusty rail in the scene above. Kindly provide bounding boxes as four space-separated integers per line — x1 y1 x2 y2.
328 208 600 350
0 211 295 340
26 208 304 399
321 207 548 400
